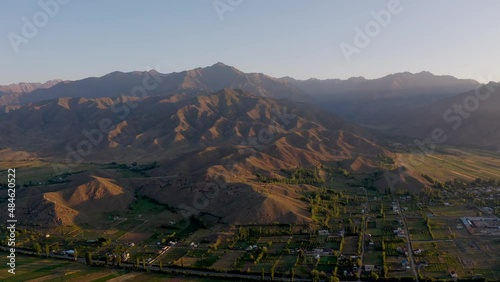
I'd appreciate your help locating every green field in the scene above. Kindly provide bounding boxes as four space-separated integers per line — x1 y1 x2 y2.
398 146 500 182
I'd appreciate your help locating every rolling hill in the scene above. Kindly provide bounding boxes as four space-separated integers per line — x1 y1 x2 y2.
0 88 394 226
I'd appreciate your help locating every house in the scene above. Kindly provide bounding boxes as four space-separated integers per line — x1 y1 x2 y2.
318 229 330 236
313 248 323 254
450 271 458 278
417 261 428 268
121 252 130 262
401 259 409 266
394 228 406 238
483 207 494 213
364 265 375 272
414 249 423 255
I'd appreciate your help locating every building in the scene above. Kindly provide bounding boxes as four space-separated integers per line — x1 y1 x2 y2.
414 249 423 255
364 265 375 272
121 252 130 262
318 229 330 236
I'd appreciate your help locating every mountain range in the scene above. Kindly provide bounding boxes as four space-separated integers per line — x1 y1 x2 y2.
1 62 496 149
1 88 393 226
1 63 499 225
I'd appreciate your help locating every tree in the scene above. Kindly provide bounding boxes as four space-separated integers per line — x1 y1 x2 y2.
330 276 340 282
73 247 78 261
85 252 92 265
44 244 50 257
311 269 320 282
371 272 379 281
261 267 265 280
33 242 42 255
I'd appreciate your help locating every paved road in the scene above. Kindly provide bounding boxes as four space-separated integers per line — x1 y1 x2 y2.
398 200 419 282
357 187 368 281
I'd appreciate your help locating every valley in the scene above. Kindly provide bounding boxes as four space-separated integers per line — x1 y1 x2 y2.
1 144 499 281
1 64 499 282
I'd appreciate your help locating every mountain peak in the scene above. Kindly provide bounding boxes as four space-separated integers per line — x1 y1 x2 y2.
205 62 237 70
212 62 229 67
0 79 63 94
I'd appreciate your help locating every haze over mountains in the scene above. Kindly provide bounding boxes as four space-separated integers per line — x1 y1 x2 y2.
398 82 500 150
284 71 481 126
1 62 497 149
0 62 479 107
0 79 63 110
0 79 63 94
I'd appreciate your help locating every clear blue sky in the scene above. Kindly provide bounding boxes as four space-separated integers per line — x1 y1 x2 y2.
1 0 500 84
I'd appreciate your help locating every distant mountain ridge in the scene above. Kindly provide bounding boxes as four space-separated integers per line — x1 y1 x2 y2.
395 82 500 150
9 63 307 106
282 71 479 98
2 63 493 148
1 63 481 109
282 71 480 127
0 79 63 94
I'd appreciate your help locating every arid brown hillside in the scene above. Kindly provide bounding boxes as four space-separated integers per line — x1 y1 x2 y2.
0 89 387 165
3 171 135 226
0 89 394 226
